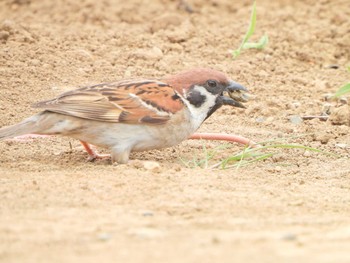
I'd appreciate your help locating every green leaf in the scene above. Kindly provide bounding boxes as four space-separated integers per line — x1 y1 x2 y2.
243 34 269 49
232 1 257 58
334 83 350 97
232 1 268 58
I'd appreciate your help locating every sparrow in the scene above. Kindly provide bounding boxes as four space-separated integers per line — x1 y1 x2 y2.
0 68 249 164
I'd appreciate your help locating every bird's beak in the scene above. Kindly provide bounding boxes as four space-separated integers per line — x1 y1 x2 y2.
223 80 250 108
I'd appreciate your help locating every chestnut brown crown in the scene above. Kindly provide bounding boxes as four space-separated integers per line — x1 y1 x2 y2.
163 68 231 95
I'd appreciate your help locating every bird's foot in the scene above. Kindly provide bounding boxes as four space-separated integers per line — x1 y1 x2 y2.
87 153 111 162
79 140 110 162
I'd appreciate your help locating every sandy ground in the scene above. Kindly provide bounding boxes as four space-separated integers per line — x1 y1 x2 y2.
1 0 350 262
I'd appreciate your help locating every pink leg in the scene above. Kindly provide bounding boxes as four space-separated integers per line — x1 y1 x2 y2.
189 133 258 147
79 141 110 161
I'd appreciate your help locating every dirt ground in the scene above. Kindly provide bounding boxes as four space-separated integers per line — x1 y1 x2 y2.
0 0 350 262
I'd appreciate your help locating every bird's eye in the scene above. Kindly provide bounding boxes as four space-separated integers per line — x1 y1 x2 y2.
207 80 217 88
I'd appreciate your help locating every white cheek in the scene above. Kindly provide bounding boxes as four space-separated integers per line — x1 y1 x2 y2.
183 85 217 130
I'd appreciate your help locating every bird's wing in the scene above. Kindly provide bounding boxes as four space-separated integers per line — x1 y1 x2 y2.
33 79 184 125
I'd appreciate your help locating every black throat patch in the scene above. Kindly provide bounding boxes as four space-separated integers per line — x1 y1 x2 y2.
187 89 206 108
204 96 222 120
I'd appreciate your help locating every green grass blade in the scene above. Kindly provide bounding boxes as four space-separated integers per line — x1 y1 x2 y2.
242 1 257 44
221 148 265 168
334 83 350 97
232 1 257 58
202 143 208 169
256 144 338 156
179 156 191 168
218 142 337 170
226 153 274 169
243 34 268 49
235 146 249 170
232 49 241 58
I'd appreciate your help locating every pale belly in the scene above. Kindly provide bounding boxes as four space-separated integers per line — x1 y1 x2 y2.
65 109 199 153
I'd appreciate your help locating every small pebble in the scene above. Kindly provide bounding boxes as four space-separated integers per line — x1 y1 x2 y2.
131 160 144 169
98 232 112 241
272 154 285 163
266 117 275 123
264 54 272 62
255 116 265 123
143 161 161 172
315 133 331 144
329 105 350 126
281 233 297 241
172 164 182 172
141 210 154 217
288 200 304 206
0 31 10 41
292 102 301 108
167 28 191 43
322 103 333 115
314 80 331 90
303 151 312 157
211 236 220 244
323 93 333 102
335 143 348 148
289 115 303 125
124 68 132 78
1 20 15 32
339 97 348 105
324 64 339 69
128 227 164 239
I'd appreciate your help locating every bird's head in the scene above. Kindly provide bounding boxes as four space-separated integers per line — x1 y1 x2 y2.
164 68 249 120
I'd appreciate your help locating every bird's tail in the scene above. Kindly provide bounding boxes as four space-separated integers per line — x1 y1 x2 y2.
0 112 52 140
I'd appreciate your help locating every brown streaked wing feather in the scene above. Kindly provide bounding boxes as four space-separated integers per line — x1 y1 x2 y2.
33 80 184 125
33 89 124 122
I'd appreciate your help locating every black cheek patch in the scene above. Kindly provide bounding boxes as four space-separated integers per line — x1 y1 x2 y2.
187 90 206 108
